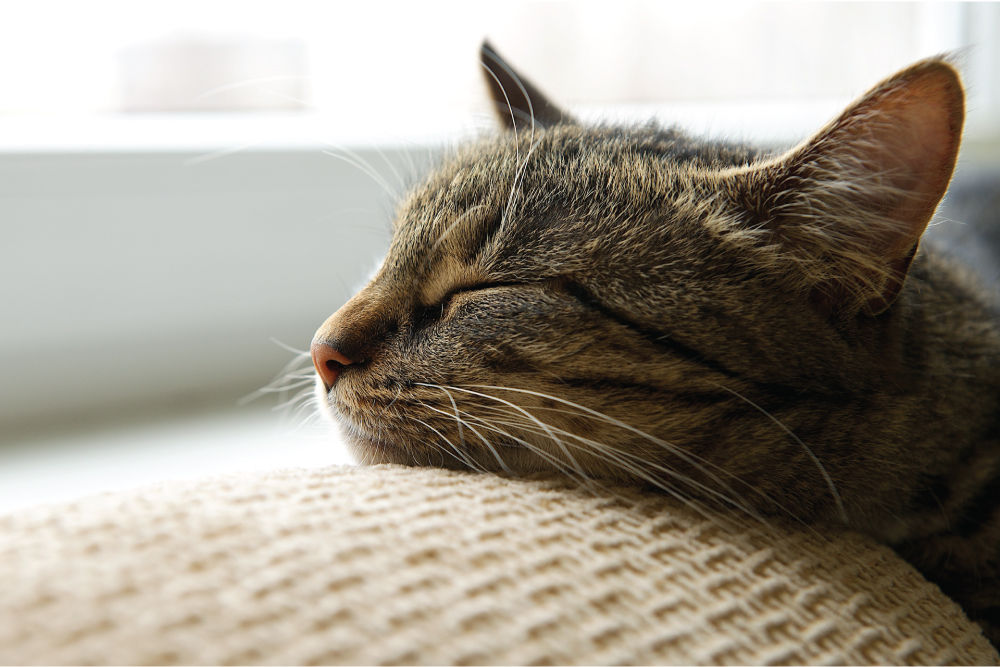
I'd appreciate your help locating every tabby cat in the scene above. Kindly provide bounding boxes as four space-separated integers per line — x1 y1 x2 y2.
309 43 1000 643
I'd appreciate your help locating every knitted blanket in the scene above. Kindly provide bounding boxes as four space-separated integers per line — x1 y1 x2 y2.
0 464 995 665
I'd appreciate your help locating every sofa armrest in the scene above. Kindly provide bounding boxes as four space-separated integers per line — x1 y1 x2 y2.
1 465 995 664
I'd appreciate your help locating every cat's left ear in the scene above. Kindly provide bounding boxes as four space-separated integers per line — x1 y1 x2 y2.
740 58 964 316
480 40 574 132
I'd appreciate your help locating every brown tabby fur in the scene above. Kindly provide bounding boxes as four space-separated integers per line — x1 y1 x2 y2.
311 44 1000 643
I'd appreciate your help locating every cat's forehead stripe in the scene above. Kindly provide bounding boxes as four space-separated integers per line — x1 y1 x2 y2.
416 255 485 306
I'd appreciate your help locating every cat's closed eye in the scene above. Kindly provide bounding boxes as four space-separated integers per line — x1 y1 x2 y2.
413 281 521 328
440 281 523 310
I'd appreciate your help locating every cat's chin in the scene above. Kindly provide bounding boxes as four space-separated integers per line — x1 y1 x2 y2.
340 429 491 471
342 432 414 466
334 417 564 476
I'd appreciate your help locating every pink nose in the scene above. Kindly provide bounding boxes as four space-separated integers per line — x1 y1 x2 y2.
311 341 355 391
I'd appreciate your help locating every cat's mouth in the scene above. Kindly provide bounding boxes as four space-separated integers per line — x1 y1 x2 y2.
333 406 496 470
316 376 546 469
319 381 400 423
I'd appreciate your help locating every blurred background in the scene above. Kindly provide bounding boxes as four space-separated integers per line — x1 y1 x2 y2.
2 1 998 512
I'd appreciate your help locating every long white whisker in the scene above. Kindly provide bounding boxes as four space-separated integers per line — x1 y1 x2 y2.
437 406 613 493
270 391 319 413
500 138 540 229
475 399 752 493
479 56 540 235
479 61 520 164
457 383 742 500
418 400 511 472
268 338 310 356
195 75 312 100
457 407 727 526
418 383 587 478
241 347 314 406
435 385 467 453
712 382 848 524
429 204 490 258
458 405 765 524
185 143 260 166
481 43 536 142
369 145 408 198
322 149 399 201
409 416 487 473
465 384 827 532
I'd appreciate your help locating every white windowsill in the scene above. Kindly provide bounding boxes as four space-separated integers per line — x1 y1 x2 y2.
0 403 353 515
0 100 911 154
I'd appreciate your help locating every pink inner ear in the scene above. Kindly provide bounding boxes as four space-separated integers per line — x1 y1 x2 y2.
759 60 965 316
833 63 965 258
872 65 964 259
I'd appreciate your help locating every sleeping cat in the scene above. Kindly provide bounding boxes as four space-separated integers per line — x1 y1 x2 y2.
310 43 1000 643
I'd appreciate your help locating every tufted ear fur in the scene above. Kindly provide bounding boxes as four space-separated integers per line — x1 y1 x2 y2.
480 40 574 132
738 59 964 316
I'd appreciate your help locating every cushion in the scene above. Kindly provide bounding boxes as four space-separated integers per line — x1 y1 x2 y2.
0 464 995 665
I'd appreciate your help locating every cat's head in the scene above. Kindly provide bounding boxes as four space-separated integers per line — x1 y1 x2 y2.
310 43 963 521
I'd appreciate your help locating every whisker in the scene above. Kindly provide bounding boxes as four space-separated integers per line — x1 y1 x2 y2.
368 144 408 198
442 408 614 495
195 74 313 101
409 416 486 473
480 42 536 142
417 382 587 478
434 385 467 453
457 407 727 526
240 348 314 406
322 149 399 201
268 338 310 356
418 400 512 472
185 143 260 166
451 383 738 498
458 405 765 525
270 391 319 413
458 384 823 533
479 60 520 164
479 52 542 238
500 138 540 230
428 204 490 259
712 381 848 524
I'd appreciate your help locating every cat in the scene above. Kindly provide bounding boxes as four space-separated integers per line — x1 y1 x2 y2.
309 42 1000 643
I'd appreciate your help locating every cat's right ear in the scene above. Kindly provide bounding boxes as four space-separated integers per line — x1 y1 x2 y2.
480 40 574 132
736 58 964 317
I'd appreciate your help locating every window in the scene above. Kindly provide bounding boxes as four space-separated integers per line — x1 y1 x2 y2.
2 3 997 510
3 2 997 147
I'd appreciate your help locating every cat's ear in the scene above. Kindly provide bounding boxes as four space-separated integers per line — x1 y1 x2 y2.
480 40 574 131
742 58 964 316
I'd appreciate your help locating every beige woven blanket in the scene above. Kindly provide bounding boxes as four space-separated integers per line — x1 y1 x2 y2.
0 464 995 665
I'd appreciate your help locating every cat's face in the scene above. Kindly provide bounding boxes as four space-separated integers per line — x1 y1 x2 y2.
311 45 963 523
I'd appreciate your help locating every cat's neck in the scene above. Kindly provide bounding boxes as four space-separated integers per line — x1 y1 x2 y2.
854 246 1000 540
867 247 1000 642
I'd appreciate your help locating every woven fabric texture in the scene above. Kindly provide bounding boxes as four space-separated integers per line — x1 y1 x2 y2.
0 464 995 665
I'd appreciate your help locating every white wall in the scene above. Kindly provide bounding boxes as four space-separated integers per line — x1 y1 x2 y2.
0 147 422 431
3 0 999 435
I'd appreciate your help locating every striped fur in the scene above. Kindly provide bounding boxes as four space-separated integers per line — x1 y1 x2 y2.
311 46 1000 644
